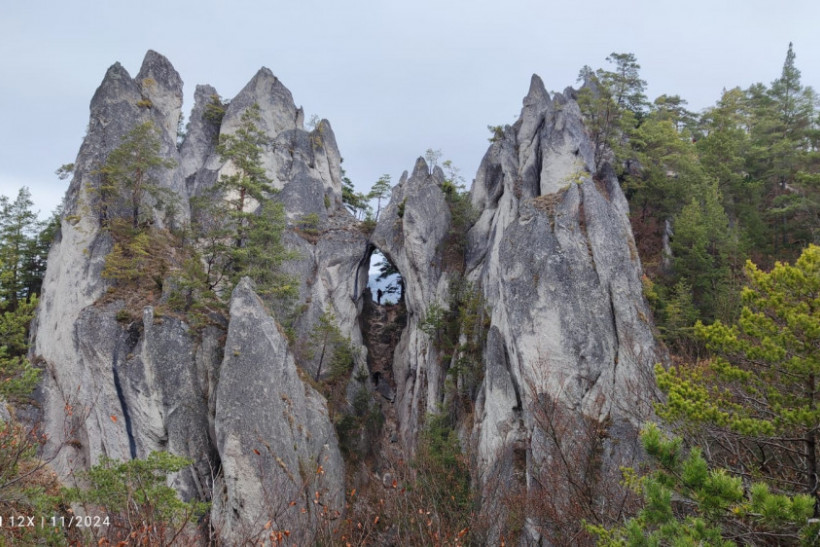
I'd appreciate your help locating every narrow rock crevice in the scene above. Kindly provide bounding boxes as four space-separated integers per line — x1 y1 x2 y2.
111 354 137 459
608 285 621 376
359 293 406 402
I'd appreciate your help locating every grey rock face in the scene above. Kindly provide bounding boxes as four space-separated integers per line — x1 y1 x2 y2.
363 75 660 542
212 278 344 543
33 50 192 481
371 158 453 451
466 76 659 531
32 51 661 543
179 83 220 197
32 51 357 540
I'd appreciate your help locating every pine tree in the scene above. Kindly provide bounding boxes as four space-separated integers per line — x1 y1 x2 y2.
671 182 736 321
697 88 767 257
96 121 176 229
590 424 817 545
0 188 40 308
192 103 296 300
368 174 391 222
657 244 820 515
745 44 819 256
341 168 370 220
577 52 648 171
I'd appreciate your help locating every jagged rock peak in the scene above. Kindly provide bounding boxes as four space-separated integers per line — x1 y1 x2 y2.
136 50 182 92
213 277 344 542
223 66 301 136
90 61 138 107
411 156 430 179
135 50 183 141
523 73 551 108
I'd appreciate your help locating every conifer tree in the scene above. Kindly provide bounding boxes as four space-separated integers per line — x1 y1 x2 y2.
577 52 648 171
745 44 819 255
193 103 296 300
0 188 40 308
657 244 820 515
671 182 736 321
368 174 391 222
591 424 817 545
96 121 176 229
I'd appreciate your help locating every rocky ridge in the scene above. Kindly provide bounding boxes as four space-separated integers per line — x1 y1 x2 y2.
31 51 660 543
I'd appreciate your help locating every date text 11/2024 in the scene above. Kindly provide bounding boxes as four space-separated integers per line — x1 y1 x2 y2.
0 515 110 528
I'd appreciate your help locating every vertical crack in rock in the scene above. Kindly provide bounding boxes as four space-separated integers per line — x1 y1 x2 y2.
111 354 137 459
608 284 621 376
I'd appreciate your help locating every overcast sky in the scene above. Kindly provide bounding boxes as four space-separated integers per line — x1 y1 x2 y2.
2 0 819 216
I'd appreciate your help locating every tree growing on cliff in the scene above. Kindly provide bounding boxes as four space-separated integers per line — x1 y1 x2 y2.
369 174 391 222
341 168 370 220
192 103 296 300
96 121 176 229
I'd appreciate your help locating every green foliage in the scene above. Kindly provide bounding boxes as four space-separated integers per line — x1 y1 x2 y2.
0 296 41 402
65 451 208 544
202 93 227 126
671 182 737 322
576 52 647 172
368 174 391 222
55 163 75 181
414 413 472 531
487 124 505 143
657 245 820 518
0 188 51 307
215 103 274 210
0 195 69 543
334 386 383 462
439 160 477 272
0 188 49 402
590 424 817 545
420 279 488 412
190 103 298 304
296 212 321 237
308 307 354 382
0 419 68 546
660 280 699 348
94 121 176 229
341 167 371 220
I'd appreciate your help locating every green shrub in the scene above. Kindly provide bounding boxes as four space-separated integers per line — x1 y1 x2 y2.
65 451 209 545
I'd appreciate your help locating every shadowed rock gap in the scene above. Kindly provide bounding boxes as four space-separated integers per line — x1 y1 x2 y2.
358 247 406 403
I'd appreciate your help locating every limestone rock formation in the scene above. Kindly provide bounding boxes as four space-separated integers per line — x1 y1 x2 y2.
370 158 453 450
30 50 661 544
367 75 660 541
212 278 343 541
32 50 192 484
468 76 660 540
30 50 360 544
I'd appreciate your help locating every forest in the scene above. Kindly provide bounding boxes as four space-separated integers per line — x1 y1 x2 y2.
0 43 818 544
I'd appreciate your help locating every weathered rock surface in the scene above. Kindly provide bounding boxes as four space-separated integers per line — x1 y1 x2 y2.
371 158 453 450
32 50 661 543
31 50 362 540
467 76 659 540
212 278 344 543
32 50 195 485
366 75 660 542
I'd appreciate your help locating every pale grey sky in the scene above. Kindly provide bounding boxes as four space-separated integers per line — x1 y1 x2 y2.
2 0 819 215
